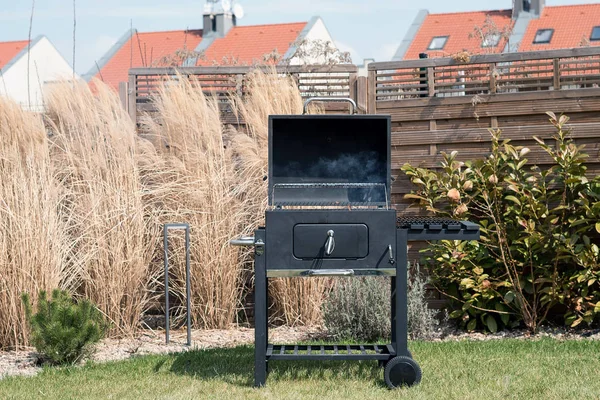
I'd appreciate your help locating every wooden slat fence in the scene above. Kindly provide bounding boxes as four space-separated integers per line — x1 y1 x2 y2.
368 48 600 306
127 64 359 124
368 47 600 213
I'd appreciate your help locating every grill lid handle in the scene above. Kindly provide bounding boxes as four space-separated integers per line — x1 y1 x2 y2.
303 97 357 115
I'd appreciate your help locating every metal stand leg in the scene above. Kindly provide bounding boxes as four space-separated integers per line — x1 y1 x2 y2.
391 276 396 351
254 229 267 387
396 229 409 357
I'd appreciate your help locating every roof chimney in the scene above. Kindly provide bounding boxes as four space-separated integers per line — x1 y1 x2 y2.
203 0 236 37
530 0 545 17
513 0 545 19
512 0 530 19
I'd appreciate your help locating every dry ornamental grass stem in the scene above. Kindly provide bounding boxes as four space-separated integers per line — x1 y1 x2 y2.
0 97 68 349
44 81 162 337
230 69 329 326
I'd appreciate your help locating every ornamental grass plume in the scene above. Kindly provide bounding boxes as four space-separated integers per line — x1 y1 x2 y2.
0 97 68 349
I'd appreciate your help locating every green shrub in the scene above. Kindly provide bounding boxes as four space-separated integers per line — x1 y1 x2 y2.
402 113 600 333
323 265 439 341
22 289 106 365
323 277 390 341
408 263 439 340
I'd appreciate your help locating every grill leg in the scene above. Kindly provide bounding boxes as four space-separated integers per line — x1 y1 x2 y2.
395 229 409 357
254 229 267 387
391 276 396 349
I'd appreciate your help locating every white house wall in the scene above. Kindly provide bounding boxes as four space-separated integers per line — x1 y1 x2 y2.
0 37 75 111
288 17 337 65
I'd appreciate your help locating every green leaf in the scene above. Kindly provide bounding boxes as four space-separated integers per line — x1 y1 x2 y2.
505 195 521 206
449 310 463 319
596 222 600 234
467 319 477 331
504 291 515 304
571 317 584 328
594 302 600 314
486 315 498 333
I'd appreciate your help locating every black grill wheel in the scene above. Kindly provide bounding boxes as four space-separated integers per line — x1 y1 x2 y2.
384 356 422 389
378 350 412 368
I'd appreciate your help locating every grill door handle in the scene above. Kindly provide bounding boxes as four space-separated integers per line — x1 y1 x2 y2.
325 230 335 255
308 269 355 277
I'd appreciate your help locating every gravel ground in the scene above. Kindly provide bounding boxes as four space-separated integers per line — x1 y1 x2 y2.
2 325 599 380
0 326 322 380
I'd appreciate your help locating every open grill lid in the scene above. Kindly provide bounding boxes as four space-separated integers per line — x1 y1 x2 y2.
268 113 391 207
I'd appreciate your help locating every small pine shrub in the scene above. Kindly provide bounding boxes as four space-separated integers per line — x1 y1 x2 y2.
323 265 439 341
22 289 106 365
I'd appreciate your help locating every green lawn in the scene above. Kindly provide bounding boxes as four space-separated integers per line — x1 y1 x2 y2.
1 339 599 399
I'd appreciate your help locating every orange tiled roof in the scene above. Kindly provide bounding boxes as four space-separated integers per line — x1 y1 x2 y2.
404 10 513 60
199 22 307 65
91 22 307 90
0 40 29 69
91 30 203 90
519 4 600 52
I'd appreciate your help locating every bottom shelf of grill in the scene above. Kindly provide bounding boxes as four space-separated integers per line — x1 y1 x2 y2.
267 343 394 361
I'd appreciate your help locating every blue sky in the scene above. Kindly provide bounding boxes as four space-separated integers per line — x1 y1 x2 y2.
0 0 597 75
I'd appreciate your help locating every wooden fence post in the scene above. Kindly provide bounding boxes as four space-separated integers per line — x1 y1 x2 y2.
356 76 368 114
119 82 129 113
553 58 560 90
349 72 358 104
127 74 137 124
489 63 497 94
367 70 376 114
427 67 435 97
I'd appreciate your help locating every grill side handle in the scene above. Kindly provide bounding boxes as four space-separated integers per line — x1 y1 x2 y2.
230 236 256 246
303 97 357 115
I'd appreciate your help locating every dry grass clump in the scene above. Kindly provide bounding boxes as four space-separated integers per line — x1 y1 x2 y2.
44 81 161 336
231 70 329 326
0 98 68 349
143 76 245 328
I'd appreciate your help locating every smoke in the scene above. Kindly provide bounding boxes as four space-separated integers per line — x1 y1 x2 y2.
275 151 387 203
308 151 384 183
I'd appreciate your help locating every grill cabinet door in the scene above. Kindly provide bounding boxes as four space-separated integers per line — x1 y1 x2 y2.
293 224 368 259
265 209 396 272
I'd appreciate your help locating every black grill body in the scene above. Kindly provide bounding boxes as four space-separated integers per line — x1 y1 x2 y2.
232 102 480 389
265 209 397 274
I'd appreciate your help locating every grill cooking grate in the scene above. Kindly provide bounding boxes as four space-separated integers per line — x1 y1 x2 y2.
272 182 389 209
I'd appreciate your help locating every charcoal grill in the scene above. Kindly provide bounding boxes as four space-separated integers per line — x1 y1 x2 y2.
231 98 480 389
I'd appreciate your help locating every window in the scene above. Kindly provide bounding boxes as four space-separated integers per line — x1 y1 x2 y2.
428 36 449 50
591 26 600 41
533 29 554 44
482 33 501 48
